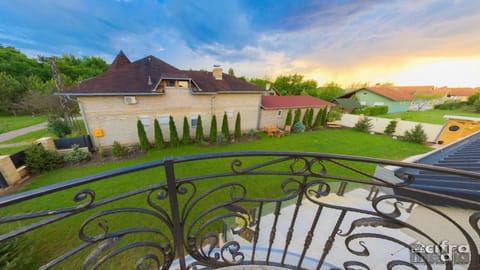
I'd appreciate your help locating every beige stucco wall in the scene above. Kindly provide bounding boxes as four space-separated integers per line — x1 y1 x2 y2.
78 88 262 146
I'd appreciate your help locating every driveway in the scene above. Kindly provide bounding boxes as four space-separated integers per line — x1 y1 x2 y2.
0 122 47 143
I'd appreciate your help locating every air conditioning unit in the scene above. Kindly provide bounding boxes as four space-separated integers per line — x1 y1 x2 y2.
124 96 137 105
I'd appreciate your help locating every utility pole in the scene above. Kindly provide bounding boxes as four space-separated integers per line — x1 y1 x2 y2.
38 55 76 128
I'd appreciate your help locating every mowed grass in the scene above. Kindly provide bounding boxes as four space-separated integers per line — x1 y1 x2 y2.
378 109 480 124
0 115 47 133
0 145 28 155
1 129 432 269
0 128 54 144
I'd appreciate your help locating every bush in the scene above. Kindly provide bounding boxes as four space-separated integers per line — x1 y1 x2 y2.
384 120 398 135
292 121 305 133
111 141 128 157
47 117 71 138
63 144 91 164
169 116 180 147
284 109 292 127
314 106 328 128
403 124 427 144
234 112 241 141
353 105 388 116
434 101 466 110
0 235 34 270
25 144 63 174
327 106 342 122
354 117 373 133
209 115 217 143
137 119 150 151
216 133 227 144
195 115 204 143
154 119 165 149
221 112 230 140
182 116 191 144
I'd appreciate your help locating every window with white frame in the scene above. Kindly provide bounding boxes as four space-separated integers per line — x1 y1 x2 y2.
158 115 169 125
360 101 366 105
139 116 151 126
373 102 384 106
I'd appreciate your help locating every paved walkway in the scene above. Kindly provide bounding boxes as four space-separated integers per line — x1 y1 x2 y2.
0 122 47 143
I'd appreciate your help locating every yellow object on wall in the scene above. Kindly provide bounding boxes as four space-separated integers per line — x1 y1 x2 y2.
437 115 480 145
93 129 104 137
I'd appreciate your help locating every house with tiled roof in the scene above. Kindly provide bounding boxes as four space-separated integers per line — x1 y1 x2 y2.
337 87 413 113
60 51 265 146
259 95 335 128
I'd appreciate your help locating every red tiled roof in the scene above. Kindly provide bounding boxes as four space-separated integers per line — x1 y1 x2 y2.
261 95 334 109
64 52 264 94
394 85 435 95
436 87 477 96
365 87 412 101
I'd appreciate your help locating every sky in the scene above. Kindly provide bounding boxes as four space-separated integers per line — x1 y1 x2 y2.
0 0 479 87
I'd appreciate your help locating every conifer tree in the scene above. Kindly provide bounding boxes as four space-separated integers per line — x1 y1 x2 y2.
284 109 292 127
169 116 180 147
234 112 241 141
195 115 204 143
293 108 301 124
154 119 165 148
182 116 191 144
221 112 229 140
137 119 151 151
209 114 217 143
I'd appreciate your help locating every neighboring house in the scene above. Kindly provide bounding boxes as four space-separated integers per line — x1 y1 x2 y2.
260 95 335 128
60 51 265 146
436 87 477 102
337 87 412 113
333 98 361 113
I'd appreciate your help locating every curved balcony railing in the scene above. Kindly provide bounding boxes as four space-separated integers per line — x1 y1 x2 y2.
0 151 479 269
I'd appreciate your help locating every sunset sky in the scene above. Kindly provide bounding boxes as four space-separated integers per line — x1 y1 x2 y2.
0 0 479 87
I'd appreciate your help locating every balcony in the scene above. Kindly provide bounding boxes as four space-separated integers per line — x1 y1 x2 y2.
1 151 479 269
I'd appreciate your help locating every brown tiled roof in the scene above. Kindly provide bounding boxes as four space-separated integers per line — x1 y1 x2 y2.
261 95 334 109
184 70 264 92
436 87 477 96
394 85 435 95
64 52 263 94
365 87 412 101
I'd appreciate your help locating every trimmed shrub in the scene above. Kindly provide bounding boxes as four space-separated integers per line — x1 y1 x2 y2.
307 108 314 129
434 101 466 110
221 112 229 140
63 144 91 164
154 119 165 148
302 108 309 126
169 116 180 147
137 119 150 151
384 120 398 136
216 133 227 144
292 121 305 133
25 144 63 174
293 108 301 123
284 109 292 127
111 141 128 157
195 115 204 143
209 115 217 143
0 235 34 270
182 116 191 144
314 106 328 128
403 124 427 144
353 105 388 116
327 106 342 122
354 117 373 133
47 117 71 138
234 112 241 141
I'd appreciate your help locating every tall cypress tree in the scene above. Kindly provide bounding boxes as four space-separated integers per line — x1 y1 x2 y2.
209 114 217 143
169 116 180 147
302 108 309 126
182 116 191 144
221 112 229 140
293 108 301 124
308 108 314 129
195 115 204 143
154 118 165 148
234 112 241 141
137 119 150 151
284 109 292 127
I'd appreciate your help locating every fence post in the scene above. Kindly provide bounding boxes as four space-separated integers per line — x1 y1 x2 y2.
164 156 186 269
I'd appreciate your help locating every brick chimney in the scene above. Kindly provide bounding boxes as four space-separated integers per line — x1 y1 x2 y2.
213 65 222 80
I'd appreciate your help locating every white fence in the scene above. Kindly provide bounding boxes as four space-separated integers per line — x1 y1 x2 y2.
339 114 444 142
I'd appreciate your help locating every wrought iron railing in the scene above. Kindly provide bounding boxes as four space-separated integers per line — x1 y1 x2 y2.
0 151 479 269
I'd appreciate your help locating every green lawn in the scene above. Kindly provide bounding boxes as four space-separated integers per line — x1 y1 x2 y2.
0 145 28 155
377 109 480 125
1 129 432 269
0 115 47 134
0 128 54 144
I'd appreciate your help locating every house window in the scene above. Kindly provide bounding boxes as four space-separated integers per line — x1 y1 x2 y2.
158 115 169 125
177 81 189 88
373 102 384 106
166 80 175 87
277 110 283 117
139 116 151 126
191 114 199 128
360 101 366 106
227 110 234 119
